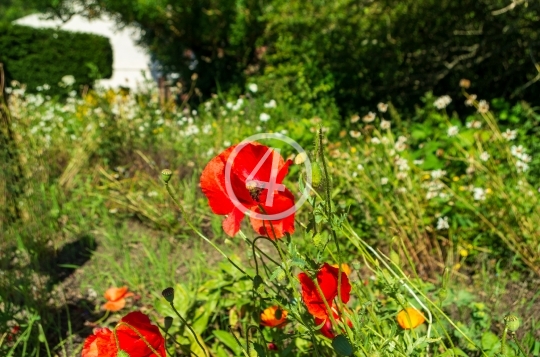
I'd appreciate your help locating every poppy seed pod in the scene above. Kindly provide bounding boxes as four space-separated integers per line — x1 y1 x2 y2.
161 169 172 183
332 335 353 356
504 315 520 332
162 287 175 302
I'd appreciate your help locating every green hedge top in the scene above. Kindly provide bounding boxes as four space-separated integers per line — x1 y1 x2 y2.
0 24 112 94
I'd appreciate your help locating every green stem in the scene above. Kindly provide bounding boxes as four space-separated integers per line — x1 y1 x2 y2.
168 302 208 357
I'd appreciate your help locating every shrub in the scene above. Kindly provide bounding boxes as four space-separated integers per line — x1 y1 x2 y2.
0 24 112 94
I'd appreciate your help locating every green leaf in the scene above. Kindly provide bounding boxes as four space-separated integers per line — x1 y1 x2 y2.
481 331 499 351
213 330 243 355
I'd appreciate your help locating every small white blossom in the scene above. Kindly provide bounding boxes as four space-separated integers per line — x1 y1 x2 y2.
431 169 447 179
477 100 489 114
380 120 391 130
264 99 277 108
520 153 532 163
349 130 361 138
396 172 408 180
350 114 360 123
480 151 490 161
395 141 406 152
248 83 258 93
473 187 486 201
363 112 376 123
148 191 158 197
61 75 75 86
516 160 529 173
434 95 452 109
224 140 231 147
381 177 389 185
466 166 475 175
357 164 364 170
371 137 381 144
465 94 477 106
447 126 459 137
511 145 524 157
502 129 517 141
413 159 424 165
259 113 271 122
436 216 450 230
377 102 388 113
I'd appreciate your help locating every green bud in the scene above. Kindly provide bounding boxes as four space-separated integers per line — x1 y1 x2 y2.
312 233 324 248
311 162 322 187
332 335 353 356
395 293 407 306
161 169 173 183
162 287 175 303
117 350 130 357
504 315 520 332
253 274 263 290
164 316 173 331
438 288 448 302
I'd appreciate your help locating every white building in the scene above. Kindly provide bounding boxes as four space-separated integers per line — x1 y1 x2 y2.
14 14 152 89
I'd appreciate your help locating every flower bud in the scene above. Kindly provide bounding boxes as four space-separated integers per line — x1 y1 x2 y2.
438 288 448 302
504 315 520 332
253 275 263 290
161 169 172 183
311 162 322 187
162 287 175 302
164 316 173 331
332 335 353 356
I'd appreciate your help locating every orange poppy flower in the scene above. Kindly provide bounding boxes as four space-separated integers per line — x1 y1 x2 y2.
298 263 351 320
331 263 352 276
260 306 288 328
102 286 134 312
82 311 166 357
397 307 426 329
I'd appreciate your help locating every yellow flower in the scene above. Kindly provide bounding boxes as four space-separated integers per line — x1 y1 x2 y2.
350 147 357 154
486 188 492 194
459 249 468 257
397 307 425 329
377 216 384 225
452 176 459 182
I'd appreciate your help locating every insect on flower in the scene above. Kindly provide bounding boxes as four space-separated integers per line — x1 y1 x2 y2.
260 306 288 328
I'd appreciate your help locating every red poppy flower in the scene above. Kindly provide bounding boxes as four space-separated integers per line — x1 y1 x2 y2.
81 311 166 357
314 311 353 339
200 142 295 239
298 263 351 320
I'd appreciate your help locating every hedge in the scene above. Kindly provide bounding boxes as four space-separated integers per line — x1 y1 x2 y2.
0 24 112 94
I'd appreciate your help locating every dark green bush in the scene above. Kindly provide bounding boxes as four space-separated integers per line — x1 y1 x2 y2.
0 24 112 93
260 0 540 116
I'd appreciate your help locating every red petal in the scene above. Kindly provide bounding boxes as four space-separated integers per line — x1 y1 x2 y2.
319 263 351 304
222 207 245 237
81 328 116 357
200 147 235 215
298 272 331 319
314 318 335 339
250 189 295 239
231 143 286 188
117 312 166 357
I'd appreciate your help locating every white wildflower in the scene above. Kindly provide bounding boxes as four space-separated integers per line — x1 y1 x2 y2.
502 129 517 141
357 164 364 170
381 177 389 185
259 113 271 122
434 95 452 109
349 130 361 138
520 153 532 163
248 83 258 93
473 187 486 201
396 172 408 180
350 114 360 123
466 166 475 175
148 191 158 197
61 75 75 86
447 126 459 137
465 94 477 106
264 99 277 108
480 151 490 162
511 145 524 157
371 137 381 144
413 159 424 165
224 140 231 147
363 112 376 123
431 169 447 179
377 102 388 113
477 100 489 113
516 160 529 173
436 216 450 230
380 119 391 130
